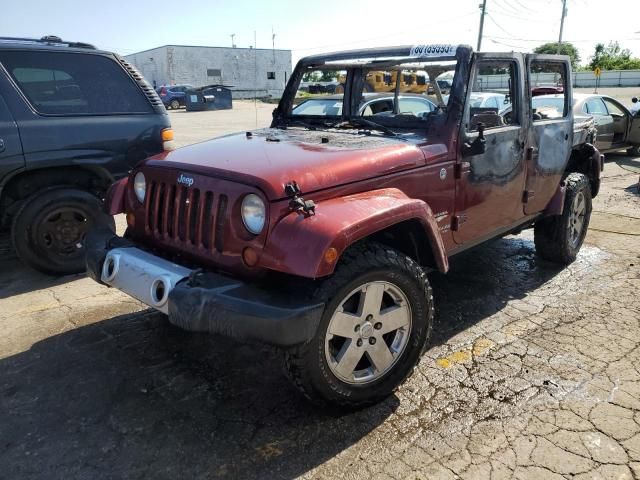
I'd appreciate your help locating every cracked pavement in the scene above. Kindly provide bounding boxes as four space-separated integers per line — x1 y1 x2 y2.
1 102 639 479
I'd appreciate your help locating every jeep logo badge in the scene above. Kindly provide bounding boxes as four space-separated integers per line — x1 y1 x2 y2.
177 173 194 187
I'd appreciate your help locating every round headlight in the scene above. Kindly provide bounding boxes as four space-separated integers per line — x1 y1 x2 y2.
241 194 266 235
133 172 146 203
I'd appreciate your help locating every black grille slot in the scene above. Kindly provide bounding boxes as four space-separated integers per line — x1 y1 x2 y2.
146 182 158 232
156 183 165 234
202 192 215 249
165 185 175 237
177 186 187 241
214 195 228 253
188 189 200 244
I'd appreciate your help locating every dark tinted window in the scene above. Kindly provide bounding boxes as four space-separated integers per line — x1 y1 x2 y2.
0 51 152 115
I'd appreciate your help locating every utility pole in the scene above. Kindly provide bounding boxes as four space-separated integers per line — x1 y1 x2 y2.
230 33 236 48
477 0 487 52
557 0 567 53
272 27 276 62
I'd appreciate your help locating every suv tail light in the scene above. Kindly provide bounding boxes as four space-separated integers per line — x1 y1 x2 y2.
161 128 176 151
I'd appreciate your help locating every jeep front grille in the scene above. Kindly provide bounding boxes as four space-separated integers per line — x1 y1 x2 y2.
145 181 227 252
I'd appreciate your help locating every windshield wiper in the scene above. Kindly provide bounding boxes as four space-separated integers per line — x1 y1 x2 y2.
281 118 339 131
336 117 398 137
279 119 319 130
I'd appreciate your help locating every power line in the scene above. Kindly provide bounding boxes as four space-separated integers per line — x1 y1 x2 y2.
485 5 557 24
293 10 478 52
486 12 518 39
487 34 640 43
493 0 520 15
513 0 536 12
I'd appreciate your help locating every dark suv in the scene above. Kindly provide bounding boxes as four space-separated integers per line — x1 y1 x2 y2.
0 36 172 275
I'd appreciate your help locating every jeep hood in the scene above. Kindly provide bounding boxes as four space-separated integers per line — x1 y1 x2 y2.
144 128 438 200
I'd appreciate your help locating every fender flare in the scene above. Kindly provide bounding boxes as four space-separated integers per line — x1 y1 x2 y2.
259 188 449 279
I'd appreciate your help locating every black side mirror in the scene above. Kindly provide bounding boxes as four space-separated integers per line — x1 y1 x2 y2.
462 122 486 157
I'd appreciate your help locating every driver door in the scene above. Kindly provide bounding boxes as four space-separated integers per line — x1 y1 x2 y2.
453 54 526 244
602 97 631 146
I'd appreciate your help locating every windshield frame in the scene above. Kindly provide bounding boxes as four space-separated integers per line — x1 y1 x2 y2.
273 45 472 131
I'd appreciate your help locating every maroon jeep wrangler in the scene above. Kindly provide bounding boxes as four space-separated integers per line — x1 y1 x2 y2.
86 45 603 408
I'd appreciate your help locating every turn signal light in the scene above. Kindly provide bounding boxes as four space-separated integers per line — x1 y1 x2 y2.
242 247 259 267
324 247 338 264
161 128 174 141
162 128 176 151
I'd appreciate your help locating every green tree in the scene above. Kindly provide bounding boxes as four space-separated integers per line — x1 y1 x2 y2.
319 70 336 82
589 41 640 70
534 42 581 69
302 71 322 82
302 70 337 82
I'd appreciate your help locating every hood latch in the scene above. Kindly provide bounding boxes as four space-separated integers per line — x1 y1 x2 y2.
285 181 316 216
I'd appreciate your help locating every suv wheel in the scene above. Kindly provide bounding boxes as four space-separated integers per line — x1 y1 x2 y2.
11 187 115 276
534 172 592 264
284 242 433 409
170 99 180 110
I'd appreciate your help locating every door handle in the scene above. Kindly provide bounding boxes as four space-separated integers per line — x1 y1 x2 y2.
0 139 5 153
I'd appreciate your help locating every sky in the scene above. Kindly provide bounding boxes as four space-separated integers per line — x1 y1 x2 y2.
2 0 639 67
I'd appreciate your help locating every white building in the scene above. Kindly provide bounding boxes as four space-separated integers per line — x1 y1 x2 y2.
124 44 292 98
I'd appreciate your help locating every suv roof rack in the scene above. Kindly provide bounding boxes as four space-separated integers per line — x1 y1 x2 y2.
0 35 96 50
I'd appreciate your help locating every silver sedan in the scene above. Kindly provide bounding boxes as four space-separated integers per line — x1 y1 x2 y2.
533 93 640 155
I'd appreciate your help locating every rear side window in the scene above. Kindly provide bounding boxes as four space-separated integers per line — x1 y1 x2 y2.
0 51 153 115
585 97 608 115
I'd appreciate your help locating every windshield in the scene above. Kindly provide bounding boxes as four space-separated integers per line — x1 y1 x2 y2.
286 54 459 130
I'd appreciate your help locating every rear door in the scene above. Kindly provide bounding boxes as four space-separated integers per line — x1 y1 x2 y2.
453 53 527 244
0 90 24 183
523 55 573 215
0 50 169 178
584 96 614 150
629 110 640 146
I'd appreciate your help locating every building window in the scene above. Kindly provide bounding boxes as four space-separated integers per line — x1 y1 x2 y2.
207 68 222 77
267 71 276 80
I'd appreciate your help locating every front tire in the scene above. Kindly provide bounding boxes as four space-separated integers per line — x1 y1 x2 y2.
11 187 115 275
284 243 433 409
534 173 592 264
170 99 180 110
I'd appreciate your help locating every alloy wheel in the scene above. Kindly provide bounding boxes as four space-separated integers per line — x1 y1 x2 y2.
568 191 586 248
324 281 412 384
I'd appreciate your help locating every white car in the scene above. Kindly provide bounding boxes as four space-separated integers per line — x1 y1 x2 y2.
443 92 511 113
292 93 438 117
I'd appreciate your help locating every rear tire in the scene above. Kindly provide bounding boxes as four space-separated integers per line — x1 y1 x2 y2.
11 187 115 276
283 242 433 409
534 173 592 264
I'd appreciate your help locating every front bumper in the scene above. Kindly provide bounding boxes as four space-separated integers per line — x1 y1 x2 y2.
85 229 324 347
